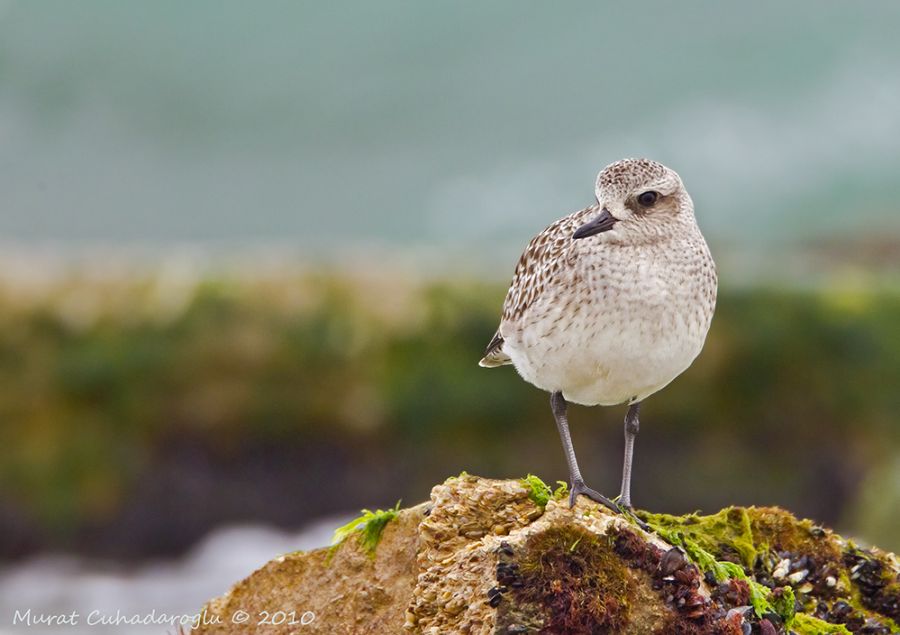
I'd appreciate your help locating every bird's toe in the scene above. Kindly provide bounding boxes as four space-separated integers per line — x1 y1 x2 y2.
568 481 622 515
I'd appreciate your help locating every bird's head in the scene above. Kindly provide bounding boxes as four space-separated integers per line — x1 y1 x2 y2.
573 158 691 240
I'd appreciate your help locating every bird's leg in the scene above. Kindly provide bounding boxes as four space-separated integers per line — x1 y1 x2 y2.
619 402 641 509
550 391 621 514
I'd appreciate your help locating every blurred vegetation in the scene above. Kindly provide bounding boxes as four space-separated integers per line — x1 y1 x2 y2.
0 267 898 558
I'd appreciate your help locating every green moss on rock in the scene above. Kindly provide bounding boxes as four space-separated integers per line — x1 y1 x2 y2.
519 474 568 508
331 501 401 557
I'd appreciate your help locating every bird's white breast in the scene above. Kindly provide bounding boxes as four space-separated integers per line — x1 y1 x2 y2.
502 232 716 406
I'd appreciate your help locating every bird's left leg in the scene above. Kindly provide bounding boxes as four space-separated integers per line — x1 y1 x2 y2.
618 402 641 509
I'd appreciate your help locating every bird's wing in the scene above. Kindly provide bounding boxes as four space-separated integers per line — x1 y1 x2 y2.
500 205 595 323
479 205 596 368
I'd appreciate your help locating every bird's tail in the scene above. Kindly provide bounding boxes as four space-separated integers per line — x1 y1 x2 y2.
479 331 512 368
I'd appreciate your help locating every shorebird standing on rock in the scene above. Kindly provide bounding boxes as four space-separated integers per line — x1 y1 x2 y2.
480 158 717 513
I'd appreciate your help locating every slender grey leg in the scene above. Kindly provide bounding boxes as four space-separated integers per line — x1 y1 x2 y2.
619 402 641 509
550 391 621 513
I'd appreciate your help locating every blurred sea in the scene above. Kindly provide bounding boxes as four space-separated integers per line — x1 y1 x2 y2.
1 1 899 264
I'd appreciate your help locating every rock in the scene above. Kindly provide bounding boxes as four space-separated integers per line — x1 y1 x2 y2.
195 475 900 634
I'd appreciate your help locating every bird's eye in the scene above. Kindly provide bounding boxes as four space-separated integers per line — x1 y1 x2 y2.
637 191 658 207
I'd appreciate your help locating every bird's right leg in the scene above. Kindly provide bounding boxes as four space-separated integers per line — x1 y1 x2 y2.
550 391 622 514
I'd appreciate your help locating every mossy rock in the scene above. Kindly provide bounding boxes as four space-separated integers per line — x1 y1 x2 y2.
196 475 900 634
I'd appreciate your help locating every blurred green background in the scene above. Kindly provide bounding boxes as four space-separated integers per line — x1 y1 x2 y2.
0 0 899 564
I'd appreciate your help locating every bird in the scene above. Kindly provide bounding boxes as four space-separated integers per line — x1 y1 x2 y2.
480 158 717 513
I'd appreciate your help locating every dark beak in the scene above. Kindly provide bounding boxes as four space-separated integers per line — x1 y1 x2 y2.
572 208 618 239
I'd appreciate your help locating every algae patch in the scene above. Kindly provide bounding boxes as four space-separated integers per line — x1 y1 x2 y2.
792 613 851 634
331 501 401 557
641 507 759 569
520 474 567 508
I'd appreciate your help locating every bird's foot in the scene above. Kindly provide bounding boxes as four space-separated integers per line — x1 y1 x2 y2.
568 480 622 514
568 483 651 531
616 497 651 531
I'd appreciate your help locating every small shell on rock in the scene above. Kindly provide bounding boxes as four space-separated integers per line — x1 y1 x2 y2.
759 618 777 635
659 547 688 576
495 541 514 556
787 569 808 584
773 558 791 580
